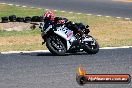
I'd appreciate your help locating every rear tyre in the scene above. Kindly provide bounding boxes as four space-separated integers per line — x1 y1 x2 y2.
46 35 66 56
84 35 99 54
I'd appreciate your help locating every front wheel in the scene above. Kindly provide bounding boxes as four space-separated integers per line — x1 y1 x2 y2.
83 35 99 54
46 35 67 56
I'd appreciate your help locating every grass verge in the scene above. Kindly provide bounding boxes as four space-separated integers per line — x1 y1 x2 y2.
0 4 132 51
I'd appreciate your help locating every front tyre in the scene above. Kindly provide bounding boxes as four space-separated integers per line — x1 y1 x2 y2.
84 35 99 54
46 35 66 56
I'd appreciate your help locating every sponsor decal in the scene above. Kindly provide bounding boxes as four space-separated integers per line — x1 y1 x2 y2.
67 31 73 38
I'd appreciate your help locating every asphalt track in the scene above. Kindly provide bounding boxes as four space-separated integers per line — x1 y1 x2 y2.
0 48 132 88
0 0 132 18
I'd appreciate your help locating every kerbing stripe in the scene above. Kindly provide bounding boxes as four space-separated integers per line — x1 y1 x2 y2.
1 46 132 54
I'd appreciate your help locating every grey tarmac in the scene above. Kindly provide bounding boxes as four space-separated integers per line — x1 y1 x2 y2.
0 48 132 88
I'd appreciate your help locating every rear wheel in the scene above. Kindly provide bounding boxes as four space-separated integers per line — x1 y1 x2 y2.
46 35 66 56
83 35 99 54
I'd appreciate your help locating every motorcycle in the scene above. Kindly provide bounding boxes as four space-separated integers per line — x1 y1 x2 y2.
33 19 99 56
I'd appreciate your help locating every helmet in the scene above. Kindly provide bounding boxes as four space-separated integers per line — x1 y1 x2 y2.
43 10 54 21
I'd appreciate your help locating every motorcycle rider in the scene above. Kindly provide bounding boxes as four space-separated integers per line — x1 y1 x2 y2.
40 11 99 55
43 10 85 36
43 10 66 28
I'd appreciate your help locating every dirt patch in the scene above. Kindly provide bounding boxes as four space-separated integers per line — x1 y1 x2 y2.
0 22 33 31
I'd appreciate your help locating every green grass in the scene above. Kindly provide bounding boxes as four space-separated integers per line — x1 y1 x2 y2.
0 4 44 17
0 4 132 51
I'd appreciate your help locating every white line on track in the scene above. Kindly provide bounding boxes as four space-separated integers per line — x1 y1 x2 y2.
7 4 13 6
30 7 35 8
116 17 121 19
97 15 102 17
60 11 65 13
100 46 132 49
76 13 82 15
105 16 110 18
1 50 50 54
54 10 57 12
45 9 49 11
15 5 20 7
22 6 27 7
1 3 6 4
69 12 73 13
1 46 131 54
86 14 92 16
125 18 130 20
38 8 42 10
